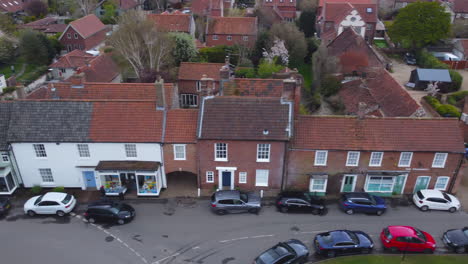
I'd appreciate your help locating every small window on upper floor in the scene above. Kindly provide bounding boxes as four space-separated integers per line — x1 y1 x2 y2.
67 33 71 39
227 35 232 41
257 144 271 162
174 144 186 160
398 152 413 167
215 143 227 161
125 144 137 158
346 151 360 167
314 150 328 166
213 35 218 40
366 8 373 13
1 153 9 162
74 33 78 39
33 144 47 158
432 153 448 168
77 144 90 158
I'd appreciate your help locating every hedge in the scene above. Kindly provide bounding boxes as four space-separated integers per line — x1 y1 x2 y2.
424 96 461 117
449 70 463 92
416 50 449 69
447 91 468 105
235 68 256 78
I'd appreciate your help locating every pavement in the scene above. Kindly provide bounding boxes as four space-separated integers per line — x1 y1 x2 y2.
1 197 468 264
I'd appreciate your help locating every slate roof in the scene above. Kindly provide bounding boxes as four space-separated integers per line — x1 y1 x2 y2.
0 0 23 13
223 78 284 97
207 17 257 36
49 50 95 69
454 0 468 13
165 109 199 143
178 62 224 81
414 69 452 82
199 97 291 140
7 101 93 143
0 102 12 150
292 115 465 153
148 11 191 33
65 14 106 39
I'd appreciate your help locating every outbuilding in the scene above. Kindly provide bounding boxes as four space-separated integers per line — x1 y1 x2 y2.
409 69 452 92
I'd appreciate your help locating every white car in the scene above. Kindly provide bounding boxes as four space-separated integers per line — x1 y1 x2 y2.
24 192 77 217
413 189 461 213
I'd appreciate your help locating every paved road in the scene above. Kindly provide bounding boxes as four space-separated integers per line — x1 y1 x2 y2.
1 198 468 264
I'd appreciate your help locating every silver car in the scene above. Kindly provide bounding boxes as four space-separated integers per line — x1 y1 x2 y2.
210 190 261 215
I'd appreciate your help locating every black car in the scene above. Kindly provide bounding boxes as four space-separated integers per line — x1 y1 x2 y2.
404 53 417 65
314 230 373 258
276 191 327 215
0 197 12 216
84 200 135 225
443 227 468 253
254 239 309 264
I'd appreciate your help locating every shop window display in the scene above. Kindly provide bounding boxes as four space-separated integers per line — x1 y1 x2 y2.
103 174 126 194
137 175 158 194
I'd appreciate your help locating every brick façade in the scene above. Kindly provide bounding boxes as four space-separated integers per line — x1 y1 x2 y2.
163 143 198 175
60 26 106 52
206 34 256 48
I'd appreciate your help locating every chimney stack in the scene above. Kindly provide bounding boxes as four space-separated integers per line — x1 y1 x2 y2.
70 72 85 88
282 77 301 120
155 76 165 110
200 74 216 96
357 102 367 120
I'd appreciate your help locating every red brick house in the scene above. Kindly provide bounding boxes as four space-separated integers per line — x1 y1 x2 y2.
286 116 465 196
59 14 107 52
148 10 196 37
197 96 293 194
453 0 468 20
206 17 258 48
191 0 234 17
261 0 297 22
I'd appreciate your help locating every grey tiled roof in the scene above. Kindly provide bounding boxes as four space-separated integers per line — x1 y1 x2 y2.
7 101 93 143
0 103 12 151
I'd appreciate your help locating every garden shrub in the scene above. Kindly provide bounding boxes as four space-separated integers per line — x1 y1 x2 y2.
52 186 65 193
320 75 341 97
257 60 284 79
448 70 463 92
436 104 461 117
447 91 468 105
1 87 16 94
416 50 449 69
31 185 42 195
235 67 256 78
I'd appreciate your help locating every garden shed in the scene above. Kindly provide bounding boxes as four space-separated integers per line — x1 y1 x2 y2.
409 69 452 92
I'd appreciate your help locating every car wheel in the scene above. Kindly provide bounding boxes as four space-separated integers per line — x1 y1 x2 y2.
216 209 227 215
327 251 336 258
376 210 384 216
248 208 259 215
390 247 398 253
319 208 329 216
449 207 457 213
420 205 429 212
280 206 288 213
56 210 65 217
345 209 354 215
88 217 96 223
27 210 36 217
117 219 125 225
423 248 434 254
455 247 465 254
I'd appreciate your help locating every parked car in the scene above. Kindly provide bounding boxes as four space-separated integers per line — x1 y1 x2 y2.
313 230 373 258
24 192 76 217
443 227 468 253
0 197 12 216
380 226 436 253
276 191 327 215
339 192 386 216
84 200 135 225
404 53 417 65
210 190 261 215
413 189 461 213
254 239 309 264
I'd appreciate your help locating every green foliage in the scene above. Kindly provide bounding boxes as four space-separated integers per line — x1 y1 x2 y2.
251 30 272 67
448 70 462 92
31 185 42 195
198 45 229 63
305 38 318 64
257 60 284 79
270 22 307 67
235 67 256 78
299 104 310 115
23 16 38 24
101 1 117 24
169 33 198 66
52 186 65 193
447 91 468 106
415 50 449 69
320 75 341 97
0 13 16 34
389 2 450 48
0 38 16 64
424 96 461 117
297 10 316 38
104 47 114 53
304 91 321 112
1 87 16 94
64 18 75 24
19 30 51 65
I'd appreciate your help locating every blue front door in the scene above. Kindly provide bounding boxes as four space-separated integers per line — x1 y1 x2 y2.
83 171 96 189
222 171 231 187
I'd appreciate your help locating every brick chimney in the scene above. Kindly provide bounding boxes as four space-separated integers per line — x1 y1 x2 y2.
357 102 367 120
200 74 216 97
219 60 230 95
70 72 85 88
155 76 165 110
282 77 301 119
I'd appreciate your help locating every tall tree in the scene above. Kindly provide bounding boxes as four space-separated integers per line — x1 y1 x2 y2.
270 22 307 67
25 0 48 17
19 30 49 65
389 2 450 49
169 33 198 66
297 9 316 38
76 0 105 16
0 14 16 34
0 37 16 65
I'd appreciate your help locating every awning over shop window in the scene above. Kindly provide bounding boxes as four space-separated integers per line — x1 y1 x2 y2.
96 161 160 171
367 171 407 176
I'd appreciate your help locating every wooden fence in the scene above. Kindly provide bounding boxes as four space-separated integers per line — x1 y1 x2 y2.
442 60 468 69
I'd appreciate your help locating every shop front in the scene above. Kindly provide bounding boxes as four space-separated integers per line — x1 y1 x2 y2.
364 171 408 196
0 167 18 195
95 161 162 197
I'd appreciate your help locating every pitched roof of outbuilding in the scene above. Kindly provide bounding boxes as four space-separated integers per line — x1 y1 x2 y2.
178 62 224 81
414 69 452 82
72 54 120 83
292 115 465 153
49 50 95 69
207 17 257 35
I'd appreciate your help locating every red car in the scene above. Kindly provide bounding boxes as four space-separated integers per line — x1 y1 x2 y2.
380 226 436 253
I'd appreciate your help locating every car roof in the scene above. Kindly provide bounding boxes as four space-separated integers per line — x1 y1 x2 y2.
419 189 445 199
215 190 240 199
43 192 67 201
388 226 418 237
343 192 370 199
318 230 353 244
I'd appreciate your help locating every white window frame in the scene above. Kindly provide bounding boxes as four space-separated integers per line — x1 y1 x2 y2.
214 143 228 161
365 176 395 193
212 35 218 40
33 144 47 158
239 172 247 184
77 144 90 158
125 144 137 158
314 150 328 166
196 81 202 92
256 144 271 162
243 36 248 41
39 168 54 183
432 153 448 168
346 151 360 167
1 153 9 162
174 144 186 160
255 169 269 187
206 171 214 183
398 152 413 167
309 177 328 192
67 33 71 39
434 176 450 191
180 94 198 107
74 33 78 39
369 152 383 167
227 35 232 41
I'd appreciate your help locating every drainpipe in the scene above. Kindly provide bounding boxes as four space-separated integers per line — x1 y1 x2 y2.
281 141 289 191
448 153 464 194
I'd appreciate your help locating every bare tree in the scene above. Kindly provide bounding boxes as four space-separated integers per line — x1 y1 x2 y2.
76 0 105 16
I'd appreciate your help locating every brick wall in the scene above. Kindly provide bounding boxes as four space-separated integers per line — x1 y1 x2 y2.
206 34 256 48
60 27 86 52
163 143 198 175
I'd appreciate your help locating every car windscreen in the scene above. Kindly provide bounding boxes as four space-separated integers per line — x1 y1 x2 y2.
384 228 393 240
346 231 359 244
463 229 468 238
416 191 424 200
442 192 452 202
258 246 290 264
414 228 426 242
62 194 72 204
319 233 334 245
240 193 248 203
34 195 44 205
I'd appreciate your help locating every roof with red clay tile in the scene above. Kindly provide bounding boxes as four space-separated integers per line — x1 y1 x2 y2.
49 50 94 69
178 62 224 81
263 0 297 7
339 79 383 117
165 109 199 143
318 0 375 6
43 23 67 34
21 17 57 30
324 2 377 24
119 0 139 10
64 14 106 39
73 54 120 83
0 0 23 12
207 17 257 36
454 0 468 13
90 101 163 142
148 12 191 33
192 0 230 15
223 78 284 97
292 115 465 153
199 96 291 140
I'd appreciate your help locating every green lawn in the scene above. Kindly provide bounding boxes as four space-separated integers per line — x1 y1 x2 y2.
0 57 48 85
318 255 468 264
374 39 389 48
296 63 313 93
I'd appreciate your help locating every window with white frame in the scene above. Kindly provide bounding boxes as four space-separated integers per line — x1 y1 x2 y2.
1 153 9 162
432 153 448 168
67 33 71 39
346 151 360 166
314 150 328 166
398 152 413 167
309 177 327 192
196 81 202 91
227 35 232 41
39 168 54 183
257 144 270 162
33 144 47 158
174 144 186 160
213 35 218 40
369 152 383 167
243 36 248 41
180 94 198 107
366 176 394 192
434 176 449 191
60 68 66 73
125 144 137 158
206 171 214 183
255 169 269 186
77 144 90 158
74 33 78 39
239 172 247 184
215 143 227 161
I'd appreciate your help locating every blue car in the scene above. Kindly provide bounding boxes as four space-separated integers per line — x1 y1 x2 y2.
339 192 386 216
314 230 373 258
